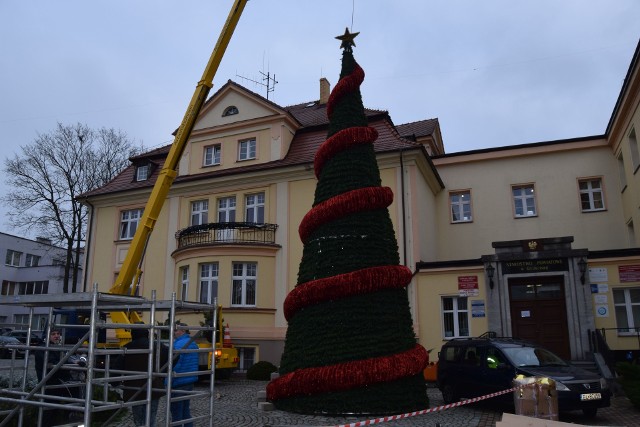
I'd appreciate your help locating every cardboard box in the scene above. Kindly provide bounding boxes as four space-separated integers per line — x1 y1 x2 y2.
513 377 559 421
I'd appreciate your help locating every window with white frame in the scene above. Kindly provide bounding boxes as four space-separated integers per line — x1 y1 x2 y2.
238 138 256 161
5 250 22 267
136 164 150 181
25 254 40 267
218 196 236 222
204 144 221 166
450 191 472 223
578 178 605 212
236 347 256 372
512 184 537 217
199 263 218 304
232 262 257 307
442 296 469 338
222 105 239 117
180 266 189 301
245 193 264 224
613 288 640 333
191 200 209 226
1 281 16 296
18 281 48 295
120 209 143 240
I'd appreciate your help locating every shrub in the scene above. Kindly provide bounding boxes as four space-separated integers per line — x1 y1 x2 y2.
616 362 640 408
246 361 278 381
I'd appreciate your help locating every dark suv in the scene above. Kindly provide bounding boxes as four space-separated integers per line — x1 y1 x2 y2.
436 336 611 418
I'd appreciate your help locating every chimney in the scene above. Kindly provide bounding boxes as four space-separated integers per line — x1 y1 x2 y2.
320 78 330 104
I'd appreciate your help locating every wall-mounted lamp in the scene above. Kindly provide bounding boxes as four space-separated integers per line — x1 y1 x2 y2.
486 263 496 290
578 258 588 285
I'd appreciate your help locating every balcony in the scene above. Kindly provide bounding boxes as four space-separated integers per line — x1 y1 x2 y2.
175 222 278 250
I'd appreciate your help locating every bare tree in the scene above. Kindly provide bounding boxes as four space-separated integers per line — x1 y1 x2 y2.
3 122 138 293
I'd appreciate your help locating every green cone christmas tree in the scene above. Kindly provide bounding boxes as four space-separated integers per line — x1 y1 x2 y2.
267 29 428 415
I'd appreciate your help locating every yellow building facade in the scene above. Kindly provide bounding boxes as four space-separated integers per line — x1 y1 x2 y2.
81 42 640 370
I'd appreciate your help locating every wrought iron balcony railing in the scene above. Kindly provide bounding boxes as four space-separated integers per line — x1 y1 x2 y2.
175 222 278 249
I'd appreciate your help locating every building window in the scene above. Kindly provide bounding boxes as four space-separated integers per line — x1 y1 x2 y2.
629 129 639 172
18 281 48 295
442 296 469 338
236 347 256 373
232 262 257 307
218 196 236 222
613 288 640 334
1 281 16 296
5 250 22 267
120 209 143 240
222 105 239 117
512 184 537 217
450 191 472 223
245 193 264 224
618 153 627 191
204 144 221 166
238 138 256 161
180 266 189 301
136 164 150 181
199 263 218 305
25 254 40 267
191 200 209 226
578 178 605 212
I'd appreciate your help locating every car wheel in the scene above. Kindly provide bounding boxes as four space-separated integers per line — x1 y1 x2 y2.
441 383 459 404
582 408 597 418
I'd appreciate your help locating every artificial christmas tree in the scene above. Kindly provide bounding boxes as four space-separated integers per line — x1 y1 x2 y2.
266 28 428 415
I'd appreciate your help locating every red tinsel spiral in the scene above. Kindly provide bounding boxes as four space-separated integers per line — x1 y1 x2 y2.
266 344 428 401
314 127 378 177
298 186 393 243
283 265 412 321
326 63 365 119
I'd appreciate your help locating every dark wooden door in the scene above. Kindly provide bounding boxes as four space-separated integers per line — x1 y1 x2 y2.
508 276 571 360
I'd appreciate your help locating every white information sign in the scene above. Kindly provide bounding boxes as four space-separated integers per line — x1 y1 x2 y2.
589 267 608 283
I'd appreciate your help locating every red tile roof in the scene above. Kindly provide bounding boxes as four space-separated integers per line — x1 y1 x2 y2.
80 88 434 199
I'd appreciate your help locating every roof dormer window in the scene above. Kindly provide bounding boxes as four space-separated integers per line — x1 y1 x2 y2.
135 164 150 181
222 105 239 117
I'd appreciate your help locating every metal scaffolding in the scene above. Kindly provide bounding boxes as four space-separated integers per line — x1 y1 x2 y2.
0 287 219 426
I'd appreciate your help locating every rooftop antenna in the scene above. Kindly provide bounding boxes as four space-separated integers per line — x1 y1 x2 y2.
236 56 278 100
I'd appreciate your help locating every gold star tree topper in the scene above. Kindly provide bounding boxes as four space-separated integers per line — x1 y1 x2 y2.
335 27 359 50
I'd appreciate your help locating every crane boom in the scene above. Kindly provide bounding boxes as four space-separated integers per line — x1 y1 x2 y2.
106 1 248 335
110 0 247 299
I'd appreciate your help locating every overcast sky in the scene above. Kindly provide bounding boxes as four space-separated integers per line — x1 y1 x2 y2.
1 1 639 237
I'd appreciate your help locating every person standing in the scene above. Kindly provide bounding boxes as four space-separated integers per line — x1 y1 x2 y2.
169 323 199 427
34 328 75 426
115 325 168 427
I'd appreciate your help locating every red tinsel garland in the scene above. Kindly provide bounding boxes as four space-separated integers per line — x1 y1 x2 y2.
299 186 393 243
283 265 412 321
266 344 428 401
314 127 379 178
326 63 365 119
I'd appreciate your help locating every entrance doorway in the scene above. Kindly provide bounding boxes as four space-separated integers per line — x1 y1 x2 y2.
508 276 571 360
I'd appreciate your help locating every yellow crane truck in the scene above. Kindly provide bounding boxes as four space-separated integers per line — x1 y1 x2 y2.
106 0 247 375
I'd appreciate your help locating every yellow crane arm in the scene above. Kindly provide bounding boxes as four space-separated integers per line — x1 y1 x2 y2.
109 0 248 299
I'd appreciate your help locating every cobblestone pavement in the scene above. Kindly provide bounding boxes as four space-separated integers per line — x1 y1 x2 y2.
117 378 638 427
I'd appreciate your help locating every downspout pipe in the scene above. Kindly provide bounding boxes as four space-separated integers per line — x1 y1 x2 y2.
82 199 95 293
399 146 407 266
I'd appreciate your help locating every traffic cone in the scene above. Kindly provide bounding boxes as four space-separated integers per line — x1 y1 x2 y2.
223 323 232 348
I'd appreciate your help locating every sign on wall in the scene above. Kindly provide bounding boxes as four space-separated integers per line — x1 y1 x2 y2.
458 275 479 296
471 300 485 317
501 258 568 274
619 265 640 283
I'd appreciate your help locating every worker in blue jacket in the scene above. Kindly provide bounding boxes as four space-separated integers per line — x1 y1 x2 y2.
169 323 199 427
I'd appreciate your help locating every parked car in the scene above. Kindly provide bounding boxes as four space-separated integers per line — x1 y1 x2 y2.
436 336 611 418
0 335 25 359
2 330 43 346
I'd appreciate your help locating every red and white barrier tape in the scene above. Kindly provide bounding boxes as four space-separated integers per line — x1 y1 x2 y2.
327 387 517 427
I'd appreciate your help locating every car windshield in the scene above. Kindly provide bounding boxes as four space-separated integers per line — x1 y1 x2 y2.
0 336 20 344
502 345 567 367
